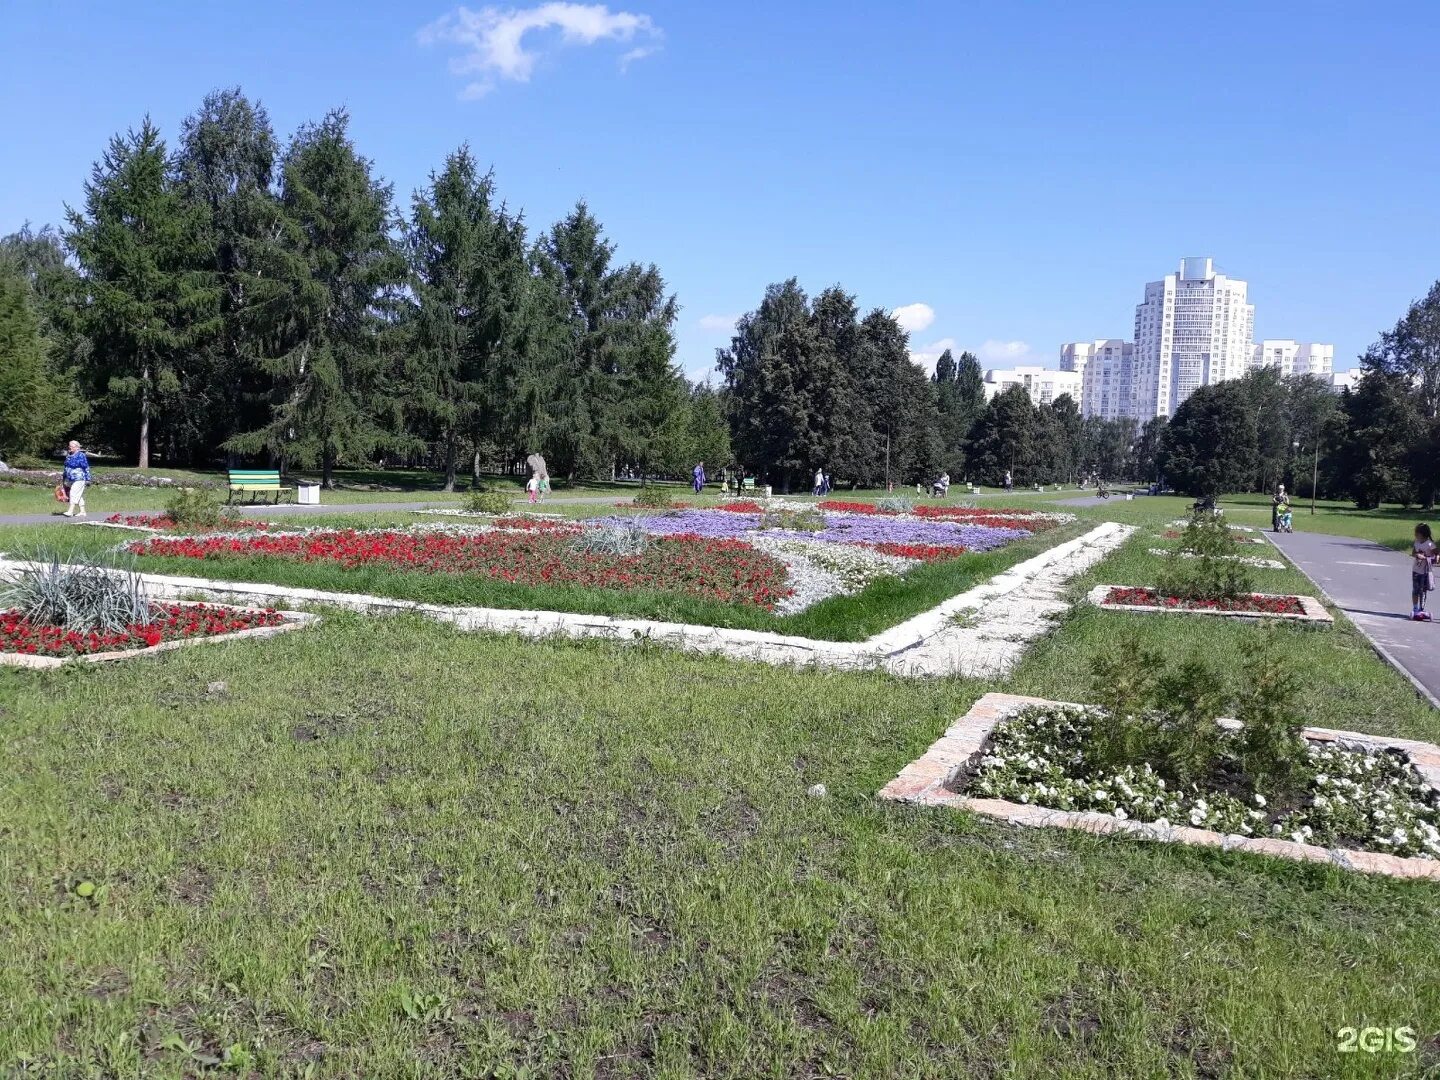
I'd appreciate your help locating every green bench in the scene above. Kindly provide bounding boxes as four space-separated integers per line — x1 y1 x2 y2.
729 476 756 494
227 469 292 505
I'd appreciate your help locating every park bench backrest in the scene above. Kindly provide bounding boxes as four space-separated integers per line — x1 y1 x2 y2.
228 469 282 489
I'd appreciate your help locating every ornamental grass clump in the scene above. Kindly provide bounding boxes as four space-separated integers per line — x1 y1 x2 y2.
759 506 825 532
2 550 151 633
568 522 651 557
164 486 240 530
463 489 512 515
1156 511 1254 602
875 496 914 515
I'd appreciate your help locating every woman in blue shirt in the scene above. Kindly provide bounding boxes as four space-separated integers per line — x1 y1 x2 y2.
62 440 91 518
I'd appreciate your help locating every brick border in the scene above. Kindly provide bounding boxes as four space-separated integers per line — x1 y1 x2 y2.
1087 585 1333 625
879 692 1440 880
0 601 318 669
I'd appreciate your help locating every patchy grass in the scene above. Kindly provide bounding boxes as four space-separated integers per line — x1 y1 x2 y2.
1 611 1437 1078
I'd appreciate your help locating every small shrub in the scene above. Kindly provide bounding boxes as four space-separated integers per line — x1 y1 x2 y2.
1088 634 1167 771
1157 512 1254 601
876 496 914 515
2 550 150 632
1153 657 1230 786
1234 633 1306 797
632 486 675 509
463 489 512 515
164 486 238 529
568 523 651 557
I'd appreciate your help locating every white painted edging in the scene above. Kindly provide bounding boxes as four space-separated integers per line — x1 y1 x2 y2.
880 692 1440 880
1145 549 1287 571
0 523 1134 677
1087 585 1333 625
0 602 318 669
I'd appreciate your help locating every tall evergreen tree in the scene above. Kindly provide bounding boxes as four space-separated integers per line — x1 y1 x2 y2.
533 203 681 479
859 307 939 485
1331 373 1420 509
0 269 83 457
718 279 822 490
969 385 1039 484
405 147 529 490
65 118 214 467
174 88 282 461
228 109 404 486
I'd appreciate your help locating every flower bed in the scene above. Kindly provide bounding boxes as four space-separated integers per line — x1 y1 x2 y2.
101 513 272 533
717 500 764 513
0 601 306 667
880 693 1440 879
126 528 792 610
1103 586 1305 616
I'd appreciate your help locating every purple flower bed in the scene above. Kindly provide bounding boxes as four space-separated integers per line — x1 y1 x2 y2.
590 511 760 539
812 516 1029 550
587 509 1030 553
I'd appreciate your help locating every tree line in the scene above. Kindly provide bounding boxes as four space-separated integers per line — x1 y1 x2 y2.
0 88 725 487
1159 281 1440 509
717 277 1149 490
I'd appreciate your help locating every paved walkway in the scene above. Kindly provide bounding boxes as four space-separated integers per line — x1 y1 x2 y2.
1268 529 1440 707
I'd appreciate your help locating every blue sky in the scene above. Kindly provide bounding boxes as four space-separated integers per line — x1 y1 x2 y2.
5 1 1438 381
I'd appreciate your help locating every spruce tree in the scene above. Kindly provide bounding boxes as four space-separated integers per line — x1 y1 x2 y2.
0 269 83 458
228 109 404 486
405 147 529 490
174 88 282 462
65 118 213 467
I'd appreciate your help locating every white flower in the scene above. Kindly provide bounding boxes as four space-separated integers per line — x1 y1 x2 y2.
1253 793 1266 808
1112 807 1128 821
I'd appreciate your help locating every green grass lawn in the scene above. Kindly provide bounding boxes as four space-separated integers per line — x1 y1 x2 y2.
2 500 1438 1076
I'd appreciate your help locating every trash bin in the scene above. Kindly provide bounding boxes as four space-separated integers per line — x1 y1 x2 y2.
297 481 320 506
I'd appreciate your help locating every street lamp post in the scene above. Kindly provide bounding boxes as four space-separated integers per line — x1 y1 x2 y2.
1295 438 1319 515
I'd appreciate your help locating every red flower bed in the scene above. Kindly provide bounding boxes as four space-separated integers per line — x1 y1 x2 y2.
869 542 969 562
103 513 270 533
717 500 764 513
1104 587 1305 616
128 529 792 609
0 603 285 658
818 500 895 515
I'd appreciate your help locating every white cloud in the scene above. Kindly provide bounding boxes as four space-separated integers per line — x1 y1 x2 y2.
977 339 1043 365
891 302 935 335
909 336 957 374
420 3 661 98
698 313 738 335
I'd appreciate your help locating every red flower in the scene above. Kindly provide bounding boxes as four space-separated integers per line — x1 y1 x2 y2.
1104 587 1305 616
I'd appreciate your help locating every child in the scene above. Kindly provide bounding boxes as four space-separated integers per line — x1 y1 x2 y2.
539 475 550 502
1412 523 1436 621
526 474 539 505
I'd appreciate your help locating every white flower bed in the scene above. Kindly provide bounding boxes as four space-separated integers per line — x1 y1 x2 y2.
969 703 1440 859
750 536 918 615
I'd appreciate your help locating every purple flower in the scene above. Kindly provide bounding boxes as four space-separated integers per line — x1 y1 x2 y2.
588 511 758 539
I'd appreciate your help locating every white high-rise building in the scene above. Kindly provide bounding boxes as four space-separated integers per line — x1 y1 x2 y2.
1251 340 1334 378
982 366 1083 407
1063 340 1135 420
1066 257 1335 419
1133 257 1255 418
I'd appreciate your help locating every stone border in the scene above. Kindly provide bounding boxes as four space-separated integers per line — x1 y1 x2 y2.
1087 585 1333 625
1146 549 1287 571
879 692 1440 880
0 523 1135 678
0 601 318 669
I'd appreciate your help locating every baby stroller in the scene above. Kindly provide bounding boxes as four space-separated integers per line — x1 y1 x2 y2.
1276 502 1293 533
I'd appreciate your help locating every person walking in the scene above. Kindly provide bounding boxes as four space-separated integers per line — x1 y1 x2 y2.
538 474 550 502
821 471 832 496
1412 523 1436 621
1003 469 1013 493
62 440 91 518
692 461 706 495
526 474 539 505
813 467 824 497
